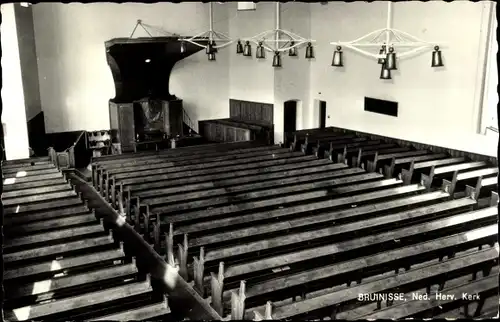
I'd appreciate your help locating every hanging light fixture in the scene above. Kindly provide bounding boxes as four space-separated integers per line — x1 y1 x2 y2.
240 2 315 67
379 59 392 80
331 46 343 67
377 45 386 64
385 46 397 70
288 41 297 57
329 2 444 79
180 41 187 53
243 41 252 56
305 42 315 59
256 42 266 59
179 3 235 60
272 51 282 68
431 46 444 67
236 40 244 54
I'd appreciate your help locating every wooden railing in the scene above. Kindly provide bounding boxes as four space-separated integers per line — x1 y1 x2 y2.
182 108 197 134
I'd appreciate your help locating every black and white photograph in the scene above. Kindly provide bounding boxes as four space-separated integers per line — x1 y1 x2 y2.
0 1 499 320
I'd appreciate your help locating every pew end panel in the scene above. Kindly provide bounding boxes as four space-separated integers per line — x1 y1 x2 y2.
400 161 416 185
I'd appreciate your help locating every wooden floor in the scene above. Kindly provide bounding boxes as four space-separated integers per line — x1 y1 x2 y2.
4 128 499 320
1 157 171 321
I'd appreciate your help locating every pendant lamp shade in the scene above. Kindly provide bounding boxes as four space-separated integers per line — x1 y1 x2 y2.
256 42 265 59
206 42 214 55
236 40 244 54
208 52 216 61
243 41 252 57
378 45 386 64
331 46 343 67
379 59 391 80
180 41 186 53
305 42 314 59
210 40 218 53
272 51 282 68
385 46 397 70
431 46 444 67
288 41 297 57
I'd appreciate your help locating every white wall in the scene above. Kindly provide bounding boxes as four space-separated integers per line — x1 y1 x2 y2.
309 1 498 156
31 2 230 133
14 3 42 121
1 3 30 160
228 2 275 103
273 2 311 144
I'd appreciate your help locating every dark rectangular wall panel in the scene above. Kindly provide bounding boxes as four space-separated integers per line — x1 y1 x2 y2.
364 97 398 117
229 99 274 126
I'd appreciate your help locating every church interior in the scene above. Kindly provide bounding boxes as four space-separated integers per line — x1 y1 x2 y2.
1 1 499 320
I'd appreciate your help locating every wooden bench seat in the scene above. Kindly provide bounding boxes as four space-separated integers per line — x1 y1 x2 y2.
142 168 374 209
91 296 171 321
2 163 56 174
4 221 106 250
221 206 497 283
5 212 98 237
264 246 498 319
3 167 60 178
3 172 64 184
366 150 430 173
3 177 68 192
2 157 51 170
118 156 322 213
466 176 498 200
322 139 383 160
400 157 467 185
2 183 73 199
97 145 282 171
233 224 497 310
334 143 397 163
357 273 498 319
164 183 423 235
133 163 351 200
300 135 359 154
4 231 115 266
442 167 498 195
4 197 84 216
420 161 489 189
383 153 449 178
182 189 452 245
200 197 477 267
3 190 78 206
4 244 126 281
351 147 411 168
4 206 90 226
6 261 138 302
4 276 152 321
291 133 353 151
151 178 402 227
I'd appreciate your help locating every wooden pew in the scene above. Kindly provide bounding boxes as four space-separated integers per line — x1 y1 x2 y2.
400 157 467 185
441 167 498 196
90 295 171 321
465 176 498 201
261 246 498 319
150 178 403 230
222 206 496 288
3 197 85 216
285 128 332 147
3 177 68 192
116 154 317 213
2 190 78 206
383 153 449 178
234 224 497 311
334 143 397 164
299 134 358 155
180 189 453 244
200 197 478 269
290 131 349 152
1 183 73 199
365 150 430 173
4 275 153 321
420 161 489 189
133 162 350 201
2 163 56 174
351 147 412 169
4 205 91 226
322 139 384 161
354 273 498 319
